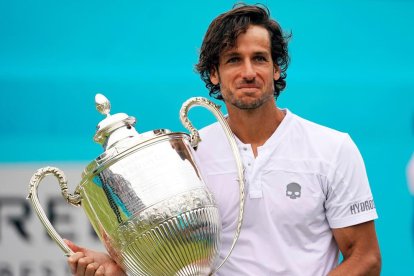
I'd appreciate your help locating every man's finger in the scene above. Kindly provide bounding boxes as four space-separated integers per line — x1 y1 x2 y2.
95 266 105 276
85 262 100 276
77 256 94 276
67 252 85 274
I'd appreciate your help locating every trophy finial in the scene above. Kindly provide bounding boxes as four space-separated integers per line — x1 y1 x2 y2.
93 93 138 148
95 93 111 117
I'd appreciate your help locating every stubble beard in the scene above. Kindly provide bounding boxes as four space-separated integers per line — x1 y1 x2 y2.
232 98 266 109
225 90 274 110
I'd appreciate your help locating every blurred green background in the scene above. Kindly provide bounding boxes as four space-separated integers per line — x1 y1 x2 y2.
1 0 413 274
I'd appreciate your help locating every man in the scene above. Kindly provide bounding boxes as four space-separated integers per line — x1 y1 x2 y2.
66 4 381 275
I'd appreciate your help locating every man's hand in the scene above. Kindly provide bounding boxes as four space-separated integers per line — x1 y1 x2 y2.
65 239 126 276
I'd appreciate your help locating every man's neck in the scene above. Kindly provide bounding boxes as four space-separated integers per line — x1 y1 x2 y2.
226 101 285 157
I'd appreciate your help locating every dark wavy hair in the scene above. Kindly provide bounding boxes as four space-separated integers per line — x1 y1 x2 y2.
195 4 291 100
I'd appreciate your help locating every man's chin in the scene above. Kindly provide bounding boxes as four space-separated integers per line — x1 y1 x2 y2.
233 99 264 110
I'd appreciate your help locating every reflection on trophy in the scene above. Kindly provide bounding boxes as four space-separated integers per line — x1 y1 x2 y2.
27 94 245 275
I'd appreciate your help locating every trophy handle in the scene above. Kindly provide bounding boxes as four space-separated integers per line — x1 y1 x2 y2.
180 97 245 274
27 166 82 257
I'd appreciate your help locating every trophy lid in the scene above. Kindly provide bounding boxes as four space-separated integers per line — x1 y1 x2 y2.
94 93 152 150
83 93 183 177
93 93 175 151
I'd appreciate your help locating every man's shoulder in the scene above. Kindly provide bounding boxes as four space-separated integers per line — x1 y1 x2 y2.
289 110 349 144
196 122 230 161
198 122 224 149
199 121 222 138
284 110 355 161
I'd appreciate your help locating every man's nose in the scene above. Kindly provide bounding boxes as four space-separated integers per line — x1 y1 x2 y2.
241 60 256 80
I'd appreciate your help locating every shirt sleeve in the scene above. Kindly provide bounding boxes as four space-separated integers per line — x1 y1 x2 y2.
325 134 378 228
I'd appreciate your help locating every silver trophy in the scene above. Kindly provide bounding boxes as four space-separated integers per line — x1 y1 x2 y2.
28 94 245 276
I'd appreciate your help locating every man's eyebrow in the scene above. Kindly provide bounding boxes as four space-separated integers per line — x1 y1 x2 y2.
222 50 271 57
221 51 240 58
252 51 271 56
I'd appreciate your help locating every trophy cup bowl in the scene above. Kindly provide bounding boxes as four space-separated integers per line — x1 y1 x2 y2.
28 95 245 275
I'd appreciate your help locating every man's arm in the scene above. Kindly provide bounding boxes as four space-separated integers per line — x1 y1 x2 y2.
329 221 381 276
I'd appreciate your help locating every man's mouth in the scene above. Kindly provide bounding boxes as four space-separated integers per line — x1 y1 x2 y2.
236 84 260 89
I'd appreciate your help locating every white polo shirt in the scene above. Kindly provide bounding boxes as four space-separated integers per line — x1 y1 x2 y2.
195 109 378 276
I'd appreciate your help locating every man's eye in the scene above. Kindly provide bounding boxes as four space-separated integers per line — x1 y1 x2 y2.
254 56 267 62
227 57 240 63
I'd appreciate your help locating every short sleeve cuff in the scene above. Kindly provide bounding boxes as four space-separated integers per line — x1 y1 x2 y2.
328 210 378 229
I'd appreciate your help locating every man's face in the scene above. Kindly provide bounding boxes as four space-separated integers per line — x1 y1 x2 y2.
210 25 280 110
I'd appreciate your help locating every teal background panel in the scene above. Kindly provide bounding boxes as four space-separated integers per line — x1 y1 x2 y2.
0 0 413 274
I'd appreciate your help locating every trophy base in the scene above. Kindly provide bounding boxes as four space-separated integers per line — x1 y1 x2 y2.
115 206 221 276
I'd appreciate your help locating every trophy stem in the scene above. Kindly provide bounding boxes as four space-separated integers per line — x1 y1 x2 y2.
27 166 82 256
180 97 246 274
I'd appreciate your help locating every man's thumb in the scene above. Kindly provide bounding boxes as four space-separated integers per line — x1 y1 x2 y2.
64 239 85 253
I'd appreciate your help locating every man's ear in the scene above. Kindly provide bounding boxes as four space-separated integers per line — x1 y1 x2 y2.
210 68 219 85
274 66 281 81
